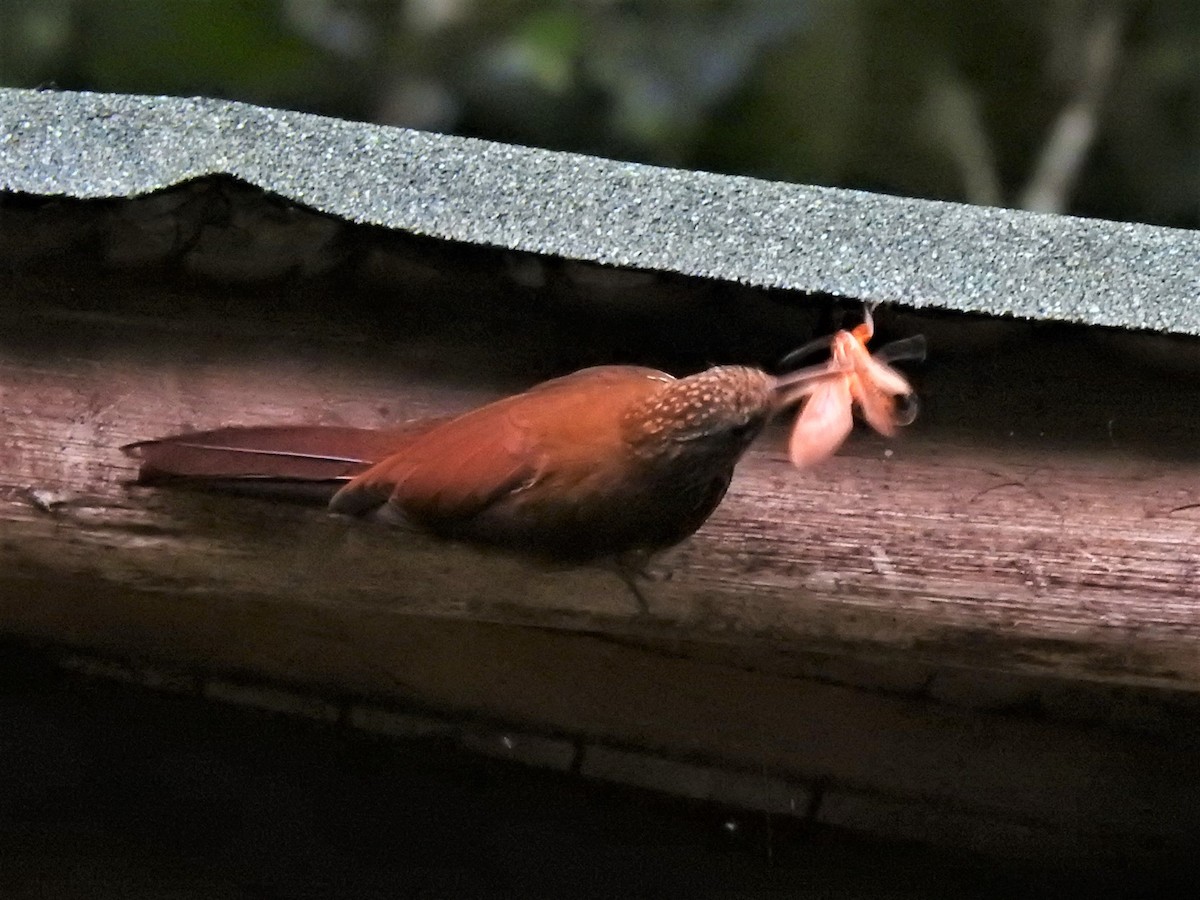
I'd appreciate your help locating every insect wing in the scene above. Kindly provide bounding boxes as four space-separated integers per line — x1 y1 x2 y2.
874 334 927 365
788 377 854 468
861 353 913 398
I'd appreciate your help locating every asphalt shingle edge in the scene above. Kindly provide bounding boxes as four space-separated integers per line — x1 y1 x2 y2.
2 88 1198 334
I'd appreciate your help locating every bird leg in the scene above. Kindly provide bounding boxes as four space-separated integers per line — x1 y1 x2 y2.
608 551 661 616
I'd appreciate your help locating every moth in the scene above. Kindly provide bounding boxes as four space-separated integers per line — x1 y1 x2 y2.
783 308 924 467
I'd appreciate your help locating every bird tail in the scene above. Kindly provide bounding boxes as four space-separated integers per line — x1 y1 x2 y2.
121 423 441 501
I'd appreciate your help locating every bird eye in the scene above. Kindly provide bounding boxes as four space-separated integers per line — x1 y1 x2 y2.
729 420 757 441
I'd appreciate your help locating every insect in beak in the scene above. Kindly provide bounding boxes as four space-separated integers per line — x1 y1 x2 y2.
779 307 925 468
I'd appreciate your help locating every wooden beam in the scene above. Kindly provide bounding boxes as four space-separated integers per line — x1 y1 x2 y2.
2 260 1200 696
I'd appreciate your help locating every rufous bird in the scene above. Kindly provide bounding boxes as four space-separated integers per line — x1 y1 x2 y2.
123 309 923 593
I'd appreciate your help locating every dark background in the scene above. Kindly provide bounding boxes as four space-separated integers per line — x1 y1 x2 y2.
1 644 1173 899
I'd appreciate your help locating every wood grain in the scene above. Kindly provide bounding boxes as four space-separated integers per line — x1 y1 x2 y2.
2 263 1200 697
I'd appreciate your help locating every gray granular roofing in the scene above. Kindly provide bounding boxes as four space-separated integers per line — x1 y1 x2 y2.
2 87 1198 334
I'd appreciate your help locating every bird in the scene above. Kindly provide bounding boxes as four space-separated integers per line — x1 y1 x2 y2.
122 310 923 600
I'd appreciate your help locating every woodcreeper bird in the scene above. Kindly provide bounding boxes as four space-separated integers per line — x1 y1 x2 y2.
123 310 923 581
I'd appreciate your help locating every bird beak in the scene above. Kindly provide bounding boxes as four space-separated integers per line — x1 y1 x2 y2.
768 361 849 411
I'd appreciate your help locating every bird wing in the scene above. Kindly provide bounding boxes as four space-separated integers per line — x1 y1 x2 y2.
329 366 671 523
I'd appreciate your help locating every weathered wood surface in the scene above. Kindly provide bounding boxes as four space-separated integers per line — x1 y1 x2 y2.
3 254 1200 698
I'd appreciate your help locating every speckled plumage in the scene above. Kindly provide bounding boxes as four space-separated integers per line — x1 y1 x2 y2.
622 366 775 449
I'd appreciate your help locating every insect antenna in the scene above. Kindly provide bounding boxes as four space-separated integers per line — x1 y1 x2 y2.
773 334 835 372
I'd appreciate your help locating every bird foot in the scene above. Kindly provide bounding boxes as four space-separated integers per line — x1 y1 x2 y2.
610 553 665 616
